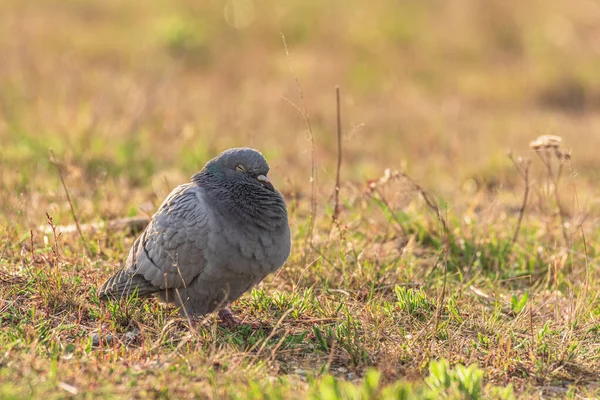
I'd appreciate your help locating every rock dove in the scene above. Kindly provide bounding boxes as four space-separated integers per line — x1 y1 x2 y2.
98 148 291 325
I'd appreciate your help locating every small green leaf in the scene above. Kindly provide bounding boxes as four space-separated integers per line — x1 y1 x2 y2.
510 291 529 314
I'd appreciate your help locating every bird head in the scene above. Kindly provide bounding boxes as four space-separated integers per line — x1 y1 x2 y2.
202 147 275 192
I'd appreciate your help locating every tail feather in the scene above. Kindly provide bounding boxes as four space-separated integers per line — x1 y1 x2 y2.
98 269 159 300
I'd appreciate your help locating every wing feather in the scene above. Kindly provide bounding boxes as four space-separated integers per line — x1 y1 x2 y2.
98 183 210 300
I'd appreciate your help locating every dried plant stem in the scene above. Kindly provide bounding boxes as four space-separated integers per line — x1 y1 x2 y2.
368 168 449 250
394 171 450 334
332 86 342 222
569 158 591 315
508 153 531 249
554 162 570 247
372 188 407 237
529 275 534 341
29 229 35 265
251 308 293 356
535 150 570 247
397 170 449 236
280 33 317 253
49 149 91 257
433 217 449 334
45 213 60 271
0 226 15 264
368 167 450 334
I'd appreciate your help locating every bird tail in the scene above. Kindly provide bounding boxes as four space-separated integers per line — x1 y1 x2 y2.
98 269 159 300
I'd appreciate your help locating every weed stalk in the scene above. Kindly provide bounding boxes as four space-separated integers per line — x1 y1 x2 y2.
49 149 92 257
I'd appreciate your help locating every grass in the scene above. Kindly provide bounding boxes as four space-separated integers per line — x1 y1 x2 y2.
1 0 600 398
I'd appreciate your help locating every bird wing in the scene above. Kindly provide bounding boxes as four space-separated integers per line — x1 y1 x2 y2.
98 183 210 299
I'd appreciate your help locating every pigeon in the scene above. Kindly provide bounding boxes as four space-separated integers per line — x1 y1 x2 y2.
98 148 291 326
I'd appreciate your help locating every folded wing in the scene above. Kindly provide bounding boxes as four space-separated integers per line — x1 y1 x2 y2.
98 183 209 300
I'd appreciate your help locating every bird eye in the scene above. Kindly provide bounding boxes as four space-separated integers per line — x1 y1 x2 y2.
235 164 246 172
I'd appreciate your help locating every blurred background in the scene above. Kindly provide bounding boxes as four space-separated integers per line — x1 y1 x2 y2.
1 0 600 227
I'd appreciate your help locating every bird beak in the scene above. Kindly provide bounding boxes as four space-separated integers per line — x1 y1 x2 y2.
257 174 274 191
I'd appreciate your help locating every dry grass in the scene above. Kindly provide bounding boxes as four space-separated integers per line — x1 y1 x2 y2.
1 0 600 398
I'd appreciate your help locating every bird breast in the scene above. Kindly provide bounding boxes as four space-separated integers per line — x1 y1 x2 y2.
205 212 290 281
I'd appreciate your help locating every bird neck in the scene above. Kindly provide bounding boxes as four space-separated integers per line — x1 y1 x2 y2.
192 171 288 231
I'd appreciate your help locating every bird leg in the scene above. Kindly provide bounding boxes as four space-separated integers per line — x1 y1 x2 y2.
218 307 242 327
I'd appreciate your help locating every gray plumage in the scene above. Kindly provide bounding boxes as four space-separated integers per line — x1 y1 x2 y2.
98 148 291 317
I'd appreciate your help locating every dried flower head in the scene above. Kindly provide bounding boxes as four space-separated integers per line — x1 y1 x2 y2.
529 135 562 151
380 168 393 185
366 168 402 193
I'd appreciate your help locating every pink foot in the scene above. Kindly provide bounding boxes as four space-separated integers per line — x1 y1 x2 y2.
218 308 261 329
189 317 203 330
218 308 242 327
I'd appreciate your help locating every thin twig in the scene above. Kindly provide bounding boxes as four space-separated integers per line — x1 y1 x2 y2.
568 157 591 318
372 187 408 237
370 168 450 335
397 170 449 235
0 226 15 263
433 209 449 334
29 229 35 265
324 334 337 372
554 161 570 246
332 86 342 222
367 168 448 246
281 34 317 253
508 153 531 250
49 149 91 256
46 213 60 272
529 276 534 341
268 329 291 362
251 308 293 356
534 148 570 247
